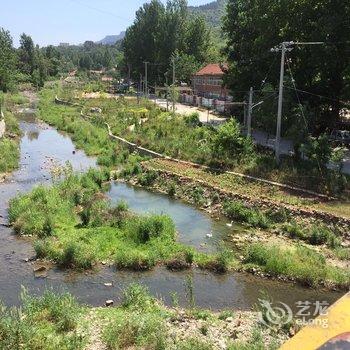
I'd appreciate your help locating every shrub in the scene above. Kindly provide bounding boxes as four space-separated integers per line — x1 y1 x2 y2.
224 201 270 229
114 249 156 271
103 312 166 350
218 310 235 320
210 119 254 165
138 170 158 186
167 182 176 197
282 222 307 240
121 284 157 311
130 215 174 244
34 240 50 259
0 291 84 349
184 112 202 127
333 247 350 260
59 242 94 269
190 186 205 205
0 139 20 173
165 249 194 271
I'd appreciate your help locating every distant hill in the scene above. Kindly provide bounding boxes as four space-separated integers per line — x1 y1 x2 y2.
188 0 227 32
97 32 126 45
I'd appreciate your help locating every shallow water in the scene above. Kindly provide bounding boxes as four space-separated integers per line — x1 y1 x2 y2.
0 113 344 311
108 182 239 252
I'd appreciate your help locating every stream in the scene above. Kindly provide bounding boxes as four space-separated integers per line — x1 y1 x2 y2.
0 111 343 311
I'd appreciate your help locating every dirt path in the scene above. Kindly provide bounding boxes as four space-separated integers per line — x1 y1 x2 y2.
84 310 107 350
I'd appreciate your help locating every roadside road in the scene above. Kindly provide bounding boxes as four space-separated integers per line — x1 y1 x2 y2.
154 98 226 124
152 98 350 175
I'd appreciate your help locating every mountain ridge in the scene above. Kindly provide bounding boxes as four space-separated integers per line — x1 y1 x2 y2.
96 32 126 45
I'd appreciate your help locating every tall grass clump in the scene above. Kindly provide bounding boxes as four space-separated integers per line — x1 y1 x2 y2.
0 139 20 173
0 290 85 349
103 284 167 350
282 222 341 248
224 201 270 229
244 243 350 288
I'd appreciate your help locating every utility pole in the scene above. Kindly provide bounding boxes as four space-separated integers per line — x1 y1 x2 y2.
164 73 169 112
172 57 176 115
127 63 131 90
143 61 149 98
271 41 323 163
138 74 142 104
247 87 254 138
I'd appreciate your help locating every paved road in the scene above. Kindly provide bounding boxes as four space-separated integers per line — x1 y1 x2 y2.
154 98 226 124
250 129 350 175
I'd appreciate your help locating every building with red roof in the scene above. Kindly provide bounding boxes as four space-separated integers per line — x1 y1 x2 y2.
192 63 229 100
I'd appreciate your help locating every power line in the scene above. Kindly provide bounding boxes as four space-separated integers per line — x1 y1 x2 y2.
283 86 350 106
68 0 130 22
285 54 309 130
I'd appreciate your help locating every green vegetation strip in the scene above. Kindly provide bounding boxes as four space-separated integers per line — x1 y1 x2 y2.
0 94 23 174
0 284 284 350
9 168 230 271
33 86 350 289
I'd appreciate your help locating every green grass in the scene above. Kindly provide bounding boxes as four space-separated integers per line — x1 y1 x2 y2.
0 290 85 350
282 222 342 249
0 111 21 174
103 284 168 349
0 138 19 173
0 285 285 350
244 243 350 289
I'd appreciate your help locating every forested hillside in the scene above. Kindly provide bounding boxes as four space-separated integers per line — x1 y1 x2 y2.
188 0 227 34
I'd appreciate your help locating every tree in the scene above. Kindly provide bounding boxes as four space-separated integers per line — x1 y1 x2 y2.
211 119 254 164
79 55 93 70
123 0 213 87
172 52 200 84
223 0 350 134
18 33 36 75
0 28 17 92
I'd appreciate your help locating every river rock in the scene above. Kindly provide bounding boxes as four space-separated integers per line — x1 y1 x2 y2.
33 266 46 273
105 299 114 307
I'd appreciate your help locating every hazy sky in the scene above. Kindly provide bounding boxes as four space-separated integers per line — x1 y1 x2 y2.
1 0 210 47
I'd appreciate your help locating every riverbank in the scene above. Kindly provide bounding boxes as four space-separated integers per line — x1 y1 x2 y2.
33 84 350 291
0 93 26 178
0 285 288 350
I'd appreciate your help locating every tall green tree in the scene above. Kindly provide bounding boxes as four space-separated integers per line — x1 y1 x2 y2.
0 28 17 92
223 0 350 134
18 33 36 76
123 0 214 86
